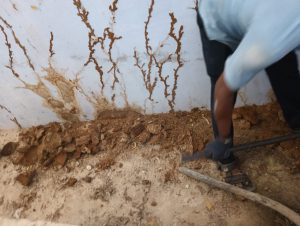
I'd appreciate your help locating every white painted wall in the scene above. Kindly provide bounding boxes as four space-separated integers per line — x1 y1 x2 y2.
0 0 290 128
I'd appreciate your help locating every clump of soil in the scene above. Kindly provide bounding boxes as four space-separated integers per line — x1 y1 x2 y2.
15 170 36 186
0 142 18 156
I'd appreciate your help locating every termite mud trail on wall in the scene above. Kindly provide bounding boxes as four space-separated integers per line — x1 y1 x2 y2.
165 12 184 111
73 0 105 89
133 0 184 111
133 0 157 102
73 0 123 103
49 32 55 58
0 15 82 122
106 0 122 100
0 16 35 73
0 19 20 78
0 104 22 129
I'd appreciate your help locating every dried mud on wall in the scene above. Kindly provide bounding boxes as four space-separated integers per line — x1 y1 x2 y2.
0 0 193 128
1 14 82 123
133 0 184 111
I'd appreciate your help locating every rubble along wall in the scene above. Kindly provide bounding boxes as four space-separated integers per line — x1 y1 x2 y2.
0 0 288 128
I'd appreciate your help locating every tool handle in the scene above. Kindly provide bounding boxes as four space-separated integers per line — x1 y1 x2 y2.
231 133 300 153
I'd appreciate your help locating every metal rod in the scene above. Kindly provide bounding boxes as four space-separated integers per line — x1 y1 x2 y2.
231 133 300 153
181 133 300 162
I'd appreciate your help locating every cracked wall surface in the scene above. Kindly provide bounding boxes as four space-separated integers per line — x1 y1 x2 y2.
0 0 276 128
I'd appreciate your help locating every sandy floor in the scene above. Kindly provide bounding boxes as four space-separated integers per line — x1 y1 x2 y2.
0 104 299 226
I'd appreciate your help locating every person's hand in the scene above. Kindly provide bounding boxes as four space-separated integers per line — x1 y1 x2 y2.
204 139 231 161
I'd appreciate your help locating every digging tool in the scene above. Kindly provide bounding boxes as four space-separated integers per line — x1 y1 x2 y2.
181 132 300 162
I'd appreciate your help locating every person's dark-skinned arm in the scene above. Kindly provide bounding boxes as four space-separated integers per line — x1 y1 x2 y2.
203 72 234 161
214 72 235 142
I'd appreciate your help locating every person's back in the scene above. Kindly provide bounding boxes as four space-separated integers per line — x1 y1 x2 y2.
199 0 300 90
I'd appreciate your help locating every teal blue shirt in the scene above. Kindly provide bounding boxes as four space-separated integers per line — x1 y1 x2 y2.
199 0 300 90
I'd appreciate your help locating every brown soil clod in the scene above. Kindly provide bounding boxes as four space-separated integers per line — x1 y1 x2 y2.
62 133 73 144
238 119 252 130
151 201 157 207
65 177 77 187
91 133 100 145
146 123 162 135
19 146 40 166
43 132 62 150
64 143 76 153
73 149 82 160
82 176 93 183
16 170 36 186
0 142 18 156
136 131 152 144
75 135 91 146
237 106 259 126
130 123 145 137
54 152 68 166
97 155 116 170
142 179 151 186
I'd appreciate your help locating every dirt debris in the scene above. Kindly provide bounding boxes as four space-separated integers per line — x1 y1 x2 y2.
54 152 68 166
150 201 157 207
65 177 77 187
1 102 299 184
130 122 145 137
91 179 116 202
97 155 116 170
0 101 299 226
82 176 92 183
16 170 36 186
146 123 162 135
0 141 18 156
104 216 130 226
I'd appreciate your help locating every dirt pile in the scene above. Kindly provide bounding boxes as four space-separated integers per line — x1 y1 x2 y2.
2 102 299 186
0 103 299 225
8 109 210 169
